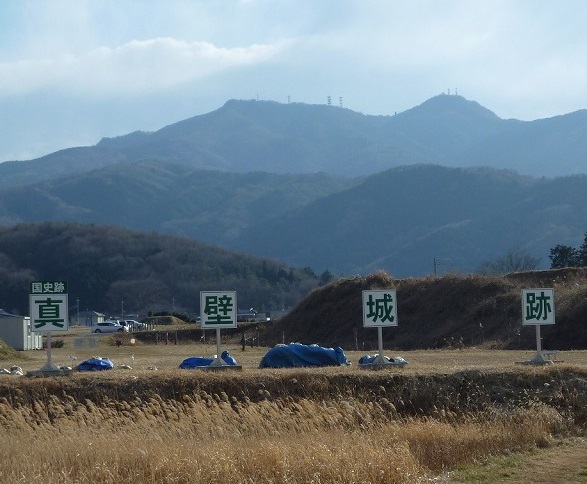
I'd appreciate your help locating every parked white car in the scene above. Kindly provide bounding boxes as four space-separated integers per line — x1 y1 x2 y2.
122 319 147 330
92 321 128 333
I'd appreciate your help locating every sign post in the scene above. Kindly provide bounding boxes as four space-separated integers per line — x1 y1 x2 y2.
29 281 69 373
360 289 406 367
200 291 237 367
519 288 555 365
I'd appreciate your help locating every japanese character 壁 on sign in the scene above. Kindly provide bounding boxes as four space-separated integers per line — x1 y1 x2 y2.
200 291 237 329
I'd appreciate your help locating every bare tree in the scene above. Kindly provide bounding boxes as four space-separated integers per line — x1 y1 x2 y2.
477 248 540 275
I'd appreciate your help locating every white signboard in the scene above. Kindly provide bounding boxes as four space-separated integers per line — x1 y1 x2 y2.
522 288 555 325
362 289 398 327
200 291 237 328
29 281 69 332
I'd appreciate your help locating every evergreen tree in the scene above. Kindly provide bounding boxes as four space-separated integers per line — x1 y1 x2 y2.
549 245 580 269
578 231 587 266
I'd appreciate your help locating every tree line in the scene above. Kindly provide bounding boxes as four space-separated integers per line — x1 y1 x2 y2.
549 233 587 268
0 222 330 317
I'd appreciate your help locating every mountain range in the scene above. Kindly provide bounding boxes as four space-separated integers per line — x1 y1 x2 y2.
1 95 587 277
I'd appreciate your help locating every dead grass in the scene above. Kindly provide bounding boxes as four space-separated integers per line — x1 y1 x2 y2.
0 381 572 483
261 270 587 351
0 339 25 362
0 334 585 483
8 328 587 373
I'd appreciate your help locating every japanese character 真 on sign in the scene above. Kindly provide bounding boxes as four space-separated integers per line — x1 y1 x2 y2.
29 281 69 332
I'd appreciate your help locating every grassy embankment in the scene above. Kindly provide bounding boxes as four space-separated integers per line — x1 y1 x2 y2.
0 344 585 484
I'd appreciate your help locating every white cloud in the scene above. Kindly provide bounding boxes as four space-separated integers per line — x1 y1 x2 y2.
0 37 291 97
2 0 587 160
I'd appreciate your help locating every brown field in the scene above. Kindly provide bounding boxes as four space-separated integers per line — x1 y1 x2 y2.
10 324 587 373
0 328 585 483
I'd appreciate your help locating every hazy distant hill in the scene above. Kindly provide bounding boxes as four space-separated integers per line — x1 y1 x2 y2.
2 95 587 279
2 161 586 277
3 95 587 190
0 159 357 243
239 165 587 276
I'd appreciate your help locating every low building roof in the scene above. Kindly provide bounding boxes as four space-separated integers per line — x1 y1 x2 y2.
0 309 23 318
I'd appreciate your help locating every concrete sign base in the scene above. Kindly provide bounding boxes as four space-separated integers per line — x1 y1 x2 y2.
27 366 74 377
515 351 554 366
198 364 243 372
359 354 408 370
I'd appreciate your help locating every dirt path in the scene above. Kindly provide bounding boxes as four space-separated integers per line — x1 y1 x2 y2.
438 437 587 483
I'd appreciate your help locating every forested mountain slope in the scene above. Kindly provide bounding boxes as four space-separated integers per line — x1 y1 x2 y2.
0 222 322 316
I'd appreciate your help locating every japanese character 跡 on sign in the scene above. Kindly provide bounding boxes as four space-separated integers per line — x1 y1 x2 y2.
522 288 555 325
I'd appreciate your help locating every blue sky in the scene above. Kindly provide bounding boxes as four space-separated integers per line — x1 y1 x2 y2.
1 0 587 161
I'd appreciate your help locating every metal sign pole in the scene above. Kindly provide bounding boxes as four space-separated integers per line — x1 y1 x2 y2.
47 332 52 366
210 328 223 366
40 332 61 371
373 327 386 364
535 325 542 354
529 324 550 363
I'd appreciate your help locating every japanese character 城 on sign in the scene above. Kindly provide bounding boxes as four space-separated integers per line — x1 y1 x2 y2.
362 290 398 327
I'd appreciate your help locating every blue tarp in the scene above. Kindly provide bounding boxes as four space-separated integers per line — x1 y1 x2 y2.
179 350 238 369
77 357 115 371
259 343 349 368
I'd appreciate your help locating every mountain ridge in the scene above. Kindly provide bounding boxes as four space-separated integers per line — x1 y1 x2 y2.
2 94 587 190
239 164 587 276
2 160 586 277
2 95 587 278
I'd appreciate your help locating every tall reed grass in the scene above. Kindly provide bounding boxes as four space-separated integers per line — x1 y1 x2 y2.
0 382 573 483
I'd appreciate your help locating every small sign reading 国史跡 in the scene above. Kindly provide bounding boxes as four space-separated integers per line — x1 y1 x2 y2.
200 291 237 329
29 281 69 332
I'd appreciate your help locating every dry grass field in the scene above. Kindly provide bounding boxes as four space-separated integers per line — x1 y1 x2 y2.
10 325 587 373
0 328 585 483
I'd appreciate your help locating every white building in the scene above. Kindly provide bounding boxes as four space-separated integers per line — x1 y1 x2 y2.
69 310 105 327
0 309 43 350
